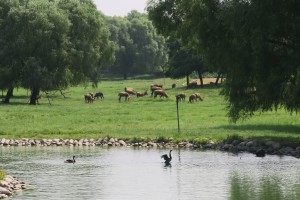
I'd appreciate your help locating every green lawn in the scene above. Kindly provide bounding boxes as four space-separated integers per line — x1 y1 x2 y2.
1 78 300 144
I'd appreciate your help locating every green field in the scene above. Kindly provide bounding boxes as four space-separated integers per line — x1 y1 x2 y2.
1 78 300 144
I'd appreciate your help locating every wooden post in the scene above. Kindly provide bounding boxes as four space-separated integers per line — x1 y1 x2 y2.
176 99 180 133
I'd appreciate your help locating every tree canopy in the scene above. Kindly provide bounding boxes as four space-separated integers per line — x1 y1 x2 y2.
105 11 168 79
0 0 114 104
147 0 300 121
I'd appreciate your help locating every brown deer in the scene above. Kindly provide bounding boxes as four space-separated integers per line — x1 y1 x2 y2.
94 92 104 99
150 86 162 96
189 94 197 103
124 87 136 95
187 80 197 88
151 83 163 88
154 90 168 98
136 91 148 97
194 93 203 101
118 92 130 102
84 93 94 103
176 93 186 102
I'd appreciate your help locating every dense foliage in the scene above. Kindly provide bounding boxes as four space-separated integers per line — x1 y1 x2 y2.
105 11 168 79
147 0 300 121
0 0 114 104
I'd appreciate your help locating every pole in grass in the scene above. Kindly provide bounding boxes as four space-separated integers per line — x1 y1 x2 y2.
176 98 180 133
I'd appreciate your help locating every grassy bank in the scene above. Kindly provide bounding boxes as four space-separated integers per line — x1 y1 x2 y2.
1 78 300 144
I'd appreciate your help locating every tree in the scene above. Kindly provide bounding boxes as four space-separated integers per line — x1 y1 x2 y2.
0 0 114 104
147 0 208 87
126 11 168 76
105 16 135 79
57 0 115 86
147 0 300 121
0 0 71 104
105 11 168 79
164 35 207 87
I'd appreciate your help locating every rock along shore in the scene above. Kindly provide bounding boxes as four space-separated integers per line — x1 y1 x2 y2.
0 175 31 199
1 137 300 158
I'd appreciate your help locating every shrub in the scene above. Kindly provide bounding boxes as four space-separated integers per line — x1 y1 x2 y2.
156 136 170 143
192 137 211 145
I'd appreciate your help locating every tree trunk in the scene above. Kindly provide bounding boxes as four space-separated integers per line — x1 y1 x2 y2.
186 75 189 88
123 73 127 80
198 71 204 88
29 88 40 105
215 72 222 85
3 87 14 103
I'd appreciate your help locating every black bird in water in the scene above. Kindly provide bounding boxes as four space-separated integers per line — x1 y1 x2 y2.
161 150 172 164
64 156 76 163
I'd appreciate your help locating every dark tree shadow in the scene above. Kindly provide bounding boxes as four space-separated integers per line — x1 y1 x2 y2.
218 124 300 135
218 124 300 145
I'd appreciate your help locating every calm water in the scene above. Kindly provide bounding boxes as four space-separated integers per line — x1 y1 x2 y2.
1 146 300 200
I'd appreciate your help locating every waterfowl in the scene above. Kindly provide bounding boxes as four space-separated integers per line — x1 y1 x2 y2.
65 156 76 163
161 150 172 163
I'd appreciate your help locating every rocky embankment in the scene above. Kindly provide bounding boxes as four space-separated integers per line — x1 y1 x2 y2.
0 175 31 199
1 138 300 158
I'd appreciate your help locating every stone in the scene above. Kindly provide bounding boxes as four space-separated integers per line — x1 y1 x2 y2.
265 141 281 150
0 194 8 199
119 140 126 146
0 187 12 196
109 138 115 143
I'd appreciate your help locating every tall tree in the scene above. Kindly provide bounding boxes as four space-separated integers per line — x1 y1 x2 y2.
147 0 300 121
105 16 134 79
105 11 168 79
0 0 71 104
57 0 114 86
147 0 208 87
0 0 114 104
164 35 207 87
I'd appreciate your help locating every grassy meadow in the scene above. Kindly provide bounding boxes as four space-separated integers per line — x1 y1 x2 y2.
1 77 300 144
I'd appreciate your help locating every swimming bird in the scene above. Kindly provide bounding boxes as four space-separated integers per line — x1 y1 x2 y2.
161 150 172 163
64 156 76 163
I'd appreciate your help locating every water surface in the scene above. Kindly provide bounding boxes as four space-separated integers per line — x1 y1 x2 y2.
1 146 300 200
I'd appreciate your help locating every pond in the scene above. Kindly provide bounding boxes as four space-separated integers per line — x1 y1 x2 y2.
1 146 300 200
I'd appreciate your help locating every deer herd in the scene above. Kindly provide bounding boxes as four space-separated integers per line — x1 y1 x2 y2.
84 81 204 104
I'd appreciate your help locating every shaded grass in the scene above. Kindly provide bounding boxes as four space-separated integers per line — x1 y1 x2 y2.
0 78 300 144
0 169 5 180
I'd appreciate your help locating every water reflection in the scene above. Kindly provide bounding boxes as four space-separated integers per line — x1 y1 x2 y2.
0 147 300 200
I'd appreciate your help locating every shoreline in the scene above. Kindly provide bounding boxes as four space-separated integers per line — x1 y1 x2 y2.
0 175 31 199
1 137 300 159
1 137 299 198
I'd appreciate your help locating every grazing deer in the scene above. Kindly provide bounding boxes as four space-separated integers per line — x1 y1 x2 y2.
94 92 104 99
194 93 203 101
84 93 95 103
118 92 130 102
154 90 168 98
176 93 186 102
187 80 197 88
189 94 197 103
150 86 162 96
124 87 136 95
136 91 148 97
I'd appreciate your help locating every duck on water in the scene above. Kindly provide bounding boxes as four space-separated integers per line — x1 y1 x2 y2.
65 156 76 163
